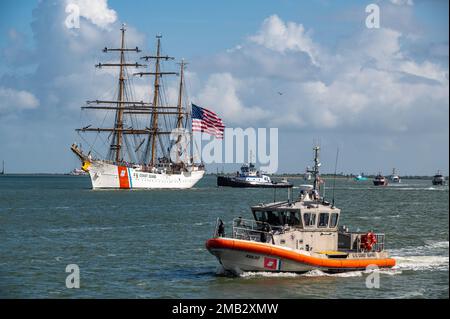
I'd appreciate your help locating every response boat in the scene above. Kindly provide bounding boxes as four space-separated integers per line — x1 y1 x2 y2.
217 163 292 188
206 146 395 275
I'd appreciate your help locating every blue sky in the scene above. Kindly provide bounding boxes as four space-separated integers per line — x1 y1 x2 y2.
0 0 448 175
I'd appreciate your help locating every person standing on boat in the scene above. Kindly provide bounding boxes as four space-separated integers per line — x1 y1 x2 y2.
217 219 225 237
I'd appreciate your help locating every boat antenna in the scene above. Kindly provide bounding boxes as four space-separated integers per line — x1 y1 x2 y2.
332 147 339 207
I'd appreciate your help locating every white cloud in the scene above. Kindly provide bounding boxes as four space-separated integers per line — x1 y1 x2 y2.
249 15 320 66
192 15 448 137
195 73 270 125
0 87 39 114
390 0 414 6
66 0 117 29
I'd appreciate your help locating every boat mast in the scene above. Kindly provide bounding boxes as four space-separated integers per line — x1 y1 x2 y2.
175 59 186 164
113 25 126 163
137 35 177 166
176 59 186 130
77 24 144 163
308 146 321 192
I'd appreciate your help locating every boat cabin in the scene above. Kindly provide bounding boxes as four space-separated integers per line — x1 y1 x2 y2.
248 198 341 252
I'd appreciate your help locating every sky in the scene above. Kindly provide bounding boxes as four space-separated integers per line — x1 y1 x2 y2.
0 0 448 175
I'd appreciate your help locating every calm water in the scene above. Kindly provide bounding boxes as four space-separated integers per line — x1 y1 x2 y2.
0 175 448 298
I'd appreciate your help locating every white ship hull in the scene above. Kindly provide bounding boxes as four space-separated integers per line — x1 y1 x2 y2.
86 161 204 189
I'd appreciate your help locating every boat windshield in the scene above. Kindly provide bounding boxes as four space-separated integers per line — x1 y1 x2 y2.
253 210 302 227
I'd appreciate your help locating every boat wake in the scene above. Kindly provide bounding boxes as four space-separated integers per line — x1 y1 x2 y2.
391 241 449 271
239 268 401 279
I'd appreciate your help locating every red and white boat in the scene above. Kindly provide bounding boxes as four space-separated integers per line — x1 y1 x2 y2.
206 147 396 275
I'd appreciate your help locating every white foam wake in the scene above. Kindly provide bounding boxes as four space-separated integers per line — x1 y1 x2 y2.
393 255 449 271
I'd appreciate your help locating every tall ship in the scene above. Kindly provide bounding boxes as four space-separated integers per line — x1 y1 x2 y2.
71 25 204 189
432 170 446 186
217 163 292 188
206 146 395 275
373 173 388 186
389 168 401 183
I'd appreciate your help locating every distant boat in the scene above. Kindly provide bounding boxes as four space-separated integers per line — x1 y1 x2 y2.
373 173 388 186
354 174 368 181
68 168 88 176
389 168 401 183
432 171 446 186
0 160 4 175
217 163 292 188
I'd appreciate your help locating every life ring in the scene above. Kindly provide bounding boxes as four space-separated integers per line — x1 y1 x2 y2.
360 232 377 252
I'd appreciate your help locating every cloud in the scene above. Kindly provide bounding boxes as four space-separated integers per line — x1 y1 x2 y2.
0 0 146 172
195 72 270 125
0 87 39 115
249 15 321 66
65 0 117 29
191 15 448 138
390 0 414 6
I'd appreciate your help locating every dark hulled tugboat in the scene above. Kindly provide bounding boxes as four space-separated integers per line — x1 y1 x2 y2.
217 163 292 188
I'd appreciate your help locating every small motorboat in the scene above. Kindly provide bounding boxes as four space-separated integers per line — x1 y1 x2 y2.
217 163 292 188
373 173 388 186
432 171 446 186
389 168 401 183
206 146 395 275
354 174 368 181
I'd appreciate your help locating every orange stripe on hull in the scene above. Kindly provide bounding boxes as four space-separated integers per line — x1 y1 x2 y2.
206 238 396 269
118 166 130 189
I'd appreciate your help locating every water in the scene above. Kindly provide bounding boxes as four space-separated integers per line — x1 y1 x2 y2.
0 175 448 298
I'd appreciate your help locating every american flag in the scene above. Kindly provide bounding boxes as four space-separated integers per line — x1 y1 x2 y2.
191 103 225 139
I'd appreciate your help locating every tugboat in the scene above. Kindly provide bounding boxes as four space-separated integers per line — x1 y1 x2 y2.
206 146 395 275
373 173 388 186
432 171 446 186
389 168 401 183
217 163 292 188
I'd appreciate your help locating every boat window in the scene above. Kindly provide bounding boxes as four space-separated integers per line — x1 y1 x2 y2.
330 213 339 228
277 211 301 227
318 213 329 228
267 211 281 226
288 211 301 227
253 211 267 223
303 213 316 227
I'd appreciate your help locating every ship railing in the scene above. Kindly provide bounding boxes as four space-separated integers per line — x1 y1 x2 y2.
231 218 283 243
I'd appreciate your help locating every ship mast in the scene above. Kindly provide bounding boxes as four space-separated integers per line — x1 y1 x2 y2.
75 24 145 163
177 59 186 129
136 35 177 167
